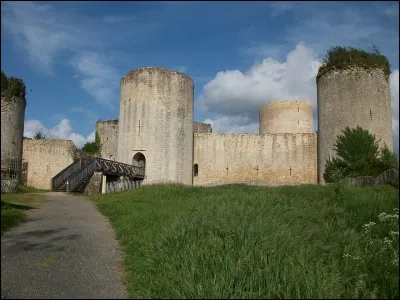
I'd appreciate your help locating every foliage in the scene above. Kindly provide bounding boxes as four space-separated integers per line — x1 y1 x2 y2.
34 131 47 139
82 131 101 155
379 146 399 171
91 184 398 299
317 45 391 81
0 70 26 102
324 126 398 183
97 118 119 125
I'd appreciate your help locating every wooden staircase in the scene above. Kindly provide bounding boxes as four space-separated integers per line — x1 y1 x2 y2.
51 157 145 193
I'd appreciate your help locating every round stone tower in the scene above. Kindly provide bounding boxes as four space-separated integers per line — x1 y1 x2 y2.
1 73 26 182
118 67 194 185
259 100 313 134
317 67 392 183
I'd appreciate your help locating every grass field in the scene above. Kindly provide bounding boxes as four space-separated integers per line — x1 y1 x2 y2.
1 185 48 233
91 184 399 299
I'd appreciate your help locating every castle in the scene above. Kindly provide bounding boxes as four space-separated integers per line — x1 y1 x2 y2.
1 63 394 191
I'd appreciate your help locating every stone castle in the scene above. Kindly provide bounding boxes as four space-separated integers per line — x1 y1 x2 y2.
1 65 393 191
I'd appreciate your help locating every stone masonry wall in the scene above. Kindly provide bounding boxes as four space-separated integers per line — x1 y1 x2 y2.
22 139 78 189
259 100 313 134
1 97 26 176
193 133 317 186
96 120 119 160
118 68 194 185
83 172 103 195
193 121 212 133
317 68 393 183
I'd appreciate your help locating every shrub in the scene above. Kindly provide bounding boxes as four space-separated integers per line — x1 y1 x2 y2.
324 126 398 183
0 70 26 102
317 45 391 81
82 131 101 156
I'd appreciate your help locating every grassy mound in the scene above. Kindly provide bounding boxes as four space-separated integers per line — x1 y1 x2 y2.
91 184 399 299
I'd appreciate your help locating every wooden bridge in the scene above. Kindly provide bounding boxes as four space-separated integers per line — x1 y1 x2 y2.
51 157 145 193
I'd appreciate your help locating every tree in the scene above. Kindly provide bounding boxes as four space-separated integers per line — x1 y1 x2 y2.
81 131 101 156
324 126 399 183
34 131 46 139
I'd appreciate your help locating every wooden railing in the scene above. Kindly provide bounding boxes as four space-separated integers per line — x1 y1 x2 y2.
67 159 98 192
52 159 83 190
52 157 145 192
340 168 399 188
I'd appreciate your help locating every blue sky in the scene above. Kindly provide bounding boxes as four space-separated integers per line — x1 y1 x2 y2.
1 1 399 154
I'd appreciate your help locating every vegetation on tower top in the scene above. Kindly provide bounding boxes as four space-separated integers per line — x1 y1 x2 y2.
316 46 391 82
1 70 26 102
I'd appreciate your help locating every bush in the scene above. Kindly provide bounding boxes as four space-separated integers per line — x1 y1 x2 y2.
324 126 398 183
82 131 101 156
317 45 391 81
0 70 26 102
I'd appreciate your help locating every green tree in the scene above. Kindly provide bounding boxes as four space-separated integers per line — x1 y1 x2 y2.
324 126 398 183
82 131 101 156
34 131 46 139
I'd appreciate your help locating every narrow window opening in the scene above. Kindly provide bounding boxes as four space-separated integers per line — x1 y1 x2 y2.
194 164 199 177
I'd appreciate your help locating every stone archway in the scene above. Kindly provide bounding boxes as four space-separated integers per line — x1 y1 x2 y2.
132 152 146 176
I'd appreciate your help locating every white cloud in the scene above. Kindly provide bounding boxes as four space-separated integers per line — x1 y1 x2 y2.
198 43 399 155
1 2 87 73
24 119 94 148
1 2 120 106
197 42 321 132
70 52 120 107
203 117 259 134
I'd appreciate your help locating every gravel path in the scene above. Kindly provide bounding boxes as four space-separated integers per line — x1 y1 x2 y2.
1 192 128 299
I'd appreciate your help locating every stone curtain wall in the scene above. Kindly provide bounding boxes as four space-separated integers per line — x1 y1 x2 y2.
193 121 212 133
193 133 317 186
22 139 78 190
96 121 119 160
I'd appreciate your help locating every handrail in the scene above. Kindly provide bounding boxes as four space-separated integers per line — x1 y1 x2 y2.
52 159 82 190
67 159 97 192
52 156 145 192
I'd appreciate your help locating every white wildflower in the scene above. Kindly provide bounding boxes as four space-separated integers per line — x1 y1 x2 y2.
383 237 392 245
378 213 387 221
343 253 351 258
363 222 376 231
389 231 399 237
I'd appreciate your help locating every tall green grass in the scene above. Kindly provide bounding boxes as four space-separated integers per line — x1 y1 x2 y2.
91 184 399 299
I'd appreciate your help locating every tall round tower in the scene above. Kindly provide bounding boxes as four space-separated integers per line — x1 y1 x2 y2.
259 100 313 134
118 67 194 185
1 72 26 183
317 66 392 183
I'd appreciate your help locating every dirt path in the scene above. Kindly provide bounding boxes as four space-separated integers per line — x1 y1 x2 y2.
1 192 127 299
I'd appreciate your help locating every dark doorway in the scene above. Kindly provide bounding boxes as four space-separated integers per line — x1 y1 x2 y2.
194 164 198 177
132 152 146 175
